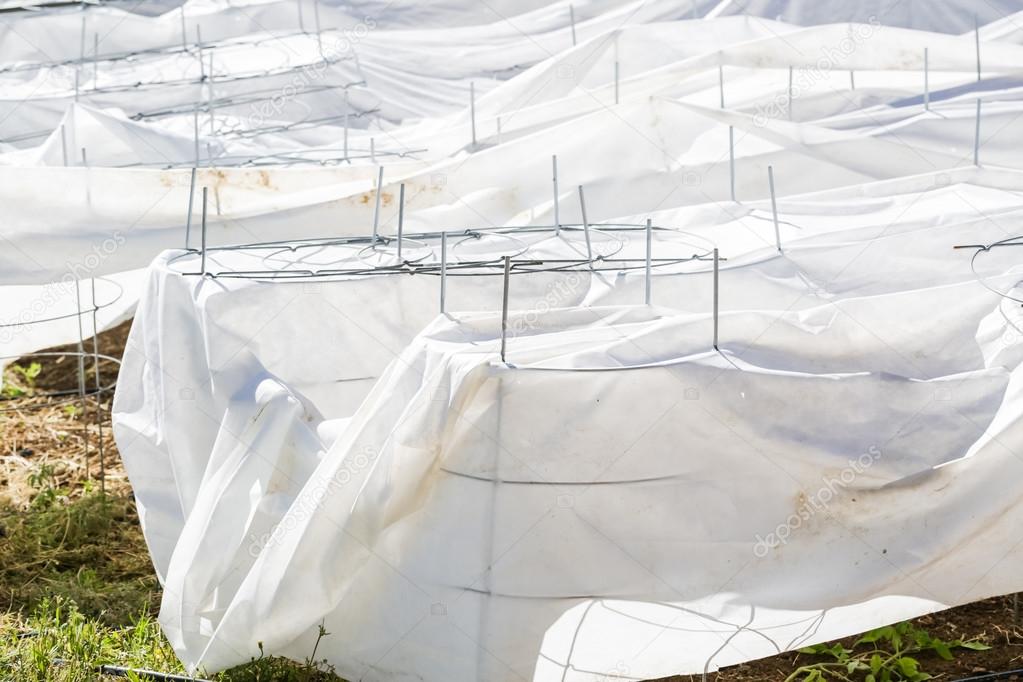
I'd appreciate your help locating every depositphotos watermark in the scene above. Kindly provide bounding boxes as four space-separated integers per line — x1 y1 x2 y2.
753 17 881 126
0 232 126 344
248 16 377 128
753 445 882 557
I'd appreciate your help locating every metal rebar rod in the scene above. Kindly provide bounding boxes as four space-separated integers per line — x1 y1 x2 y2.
343 91 349 161
74 279 89 480
80 146 87 167
552 155 560 235
768 165 782 253
207 53 215 134
193 108 199 165
644 218 652 304
728 125 736 202
712 247 719 350
313 0 323 58
200 186 208 275
397 183 405 262
578 185 593 267
196 25 204 79
372 165 383 241
500 255 510 363
60 125 68 166
440 231 447 313
924 47 930 111
849 69 855 90
974 98 982 166
179 6 187 51
93 33 98 86
79 14 85 64
470 81 477 148
975 14 982 81
570 4 577 46
370 137 375 162
184 167 197 249
718 61 725 108
787 65 793 120
90 277 104 496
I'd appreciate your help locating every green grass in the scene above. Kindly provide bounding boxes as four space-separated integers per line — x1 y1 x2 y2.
0 479 344 681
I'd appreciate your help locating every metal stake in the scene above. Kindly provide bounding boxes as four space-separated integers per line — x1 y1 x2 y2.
848 23 856 91
60 125 68 166
552 155 560 235
644 218 652 304
974 98 982 167
343 91 349 161
185 167 197 249
470 81 477 148
197 25 204 80
569 4 577 46
768 165 782 253
79 14 86 65
90 278 105 496
207 53 215 134
193 108 200 166
180 6 187 51
440 232 448 313
787 65 793 120
718 61 725 108
578 185 593 267
370 137 375 162
728 125 736 202
924 47 930 111
397 183 405 262
74 279 89 481
200 187 208 275
500 256 510 363
975 14 982 81
80 147 87 167
372 166 383 241
313 0 324 58
712 247 720 350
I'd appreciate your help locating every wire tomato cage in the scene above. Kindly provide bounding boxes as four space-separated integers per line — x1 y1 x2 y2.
0 276 125 495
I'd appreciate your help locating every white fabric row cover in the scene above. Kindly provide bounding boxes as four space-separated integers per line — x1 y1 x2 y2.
6 8 1023 367
113 170 1023 678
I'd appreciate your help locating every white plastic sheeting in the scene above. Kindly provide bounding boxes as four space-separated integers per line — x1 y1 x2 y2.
4 0 1023 362
5 0 1023 677
113 169 1023 679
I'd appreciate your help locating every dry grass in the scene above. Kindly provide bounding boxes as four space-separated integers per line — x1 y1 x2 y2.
1 320 132 509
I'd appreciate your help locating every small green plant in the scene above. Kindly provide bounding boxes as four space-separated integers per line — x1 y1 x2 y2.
787 621 990 681
220 622 340 681
2 361 42 398
27 464 63 510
